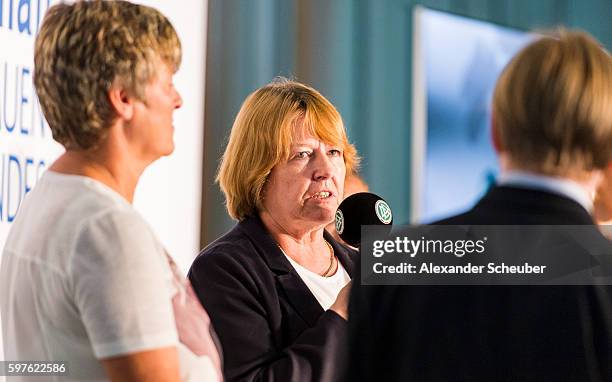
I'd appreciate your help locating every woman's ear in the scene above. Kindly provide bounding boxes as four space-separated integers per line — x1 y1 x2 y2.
108 84 135 120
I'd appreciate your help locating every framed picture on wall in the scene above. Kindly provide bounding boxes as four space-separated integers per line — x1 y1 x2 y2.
411 6 534 223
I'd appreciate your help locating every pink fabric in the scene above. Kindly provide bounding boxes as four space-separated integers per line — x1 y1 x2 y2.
167 254 223 380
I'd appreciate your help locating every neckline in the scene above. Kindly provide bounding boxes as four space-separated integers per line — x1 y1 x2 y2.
283 251 345 280
44 170 130 206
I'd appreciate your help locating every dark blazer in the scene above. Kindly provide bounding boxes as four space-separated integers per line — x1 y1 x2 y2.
189 215 355 382
347 186 612 382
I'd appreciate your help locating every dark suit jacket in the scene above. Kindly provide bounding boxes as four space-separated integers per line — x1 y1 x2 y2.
189 215 355 382
347 186 612 382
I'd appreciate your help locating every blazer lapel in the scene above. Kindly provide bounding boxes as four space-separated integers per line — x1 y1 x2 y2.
276 273 324 326
239 216 324 326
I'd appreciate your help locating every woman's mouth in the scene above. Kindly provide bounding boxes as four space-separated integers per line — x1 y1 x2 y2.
311 191 332 199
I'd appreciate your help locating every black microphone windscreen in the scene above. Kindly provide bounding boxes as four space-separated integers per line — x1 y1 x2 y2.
335 192 393 247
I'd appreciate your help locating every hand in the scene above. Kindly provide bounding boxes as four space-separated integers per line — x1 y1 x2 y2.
329 281 352 320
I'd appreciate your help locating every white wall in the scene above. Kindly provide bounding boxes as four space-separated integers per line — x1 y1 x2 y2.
0 0 207 375
132 0 208 276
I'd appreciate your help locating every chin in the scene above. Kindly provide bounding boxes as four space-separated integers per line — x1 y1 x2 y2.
303 203 336 223
160 142 175 156
313 211 336 226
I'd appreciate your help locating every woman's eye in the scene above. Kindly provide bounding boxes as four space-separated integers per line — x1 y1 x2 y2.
296 151 311 159
329 149 342 157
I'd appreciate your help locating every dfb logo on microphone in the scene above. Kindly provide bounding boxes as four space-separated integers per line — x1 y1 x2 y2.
375 200 392 224
335 209 344 234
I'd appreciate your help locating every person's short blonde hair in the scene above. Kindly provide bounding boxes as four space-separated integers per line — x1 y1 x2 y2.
34 0 181 150
218 78 360 221
493 30 612 175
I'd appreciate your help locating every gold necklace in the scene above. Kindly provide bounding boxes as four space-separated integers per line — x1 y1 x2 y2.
321 240 336 277
277 240 336 277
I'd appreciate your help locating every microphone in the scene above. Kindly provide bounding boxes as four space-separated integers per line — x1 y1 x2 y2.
335 192 393 248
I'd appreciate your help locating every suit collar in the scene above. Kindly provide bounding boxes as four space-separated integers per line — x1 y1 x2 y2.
237 215 293 274
478 185 594 224
498 171 593 212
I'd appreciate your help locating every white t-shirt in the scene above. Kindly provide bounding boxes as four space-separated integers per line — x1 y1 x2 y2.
0 172 221 382
284 254 351 310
